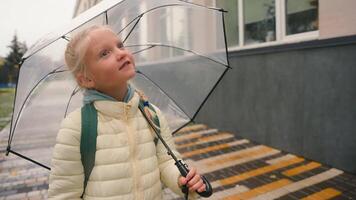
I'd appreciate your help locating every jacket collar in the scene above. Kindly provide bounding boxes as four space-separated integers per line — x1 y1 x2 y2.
93 92 140 119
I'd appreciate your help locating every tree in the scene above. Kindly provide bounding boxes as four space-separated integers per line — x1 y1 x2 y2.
0 34 27 85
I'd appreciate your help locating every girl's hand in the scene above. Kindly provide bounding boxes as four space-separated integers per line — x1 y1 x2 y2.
178 167 206 193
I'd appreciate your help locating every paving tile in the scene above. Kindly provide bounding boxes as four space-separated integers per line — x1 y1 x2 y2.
2 124 356 200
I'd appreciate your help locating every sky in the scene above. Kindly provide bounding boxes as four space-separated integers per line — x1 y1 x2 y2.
0 0 77 58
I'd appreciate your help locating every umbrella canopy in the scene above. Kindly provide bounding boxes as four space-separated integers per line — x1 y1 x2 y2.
6 0 229 170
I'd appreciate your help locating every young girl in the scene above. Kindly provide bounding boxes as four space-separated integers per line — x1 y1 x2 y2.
48 25 206 199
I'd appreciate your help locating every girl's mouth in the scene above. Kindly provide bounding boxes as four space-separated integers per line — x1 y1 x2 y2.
119 61 130 70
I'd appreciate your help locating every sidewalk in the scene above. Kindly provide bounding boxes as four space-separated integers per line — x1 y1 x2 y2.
164 124 356 200
1 124 356 199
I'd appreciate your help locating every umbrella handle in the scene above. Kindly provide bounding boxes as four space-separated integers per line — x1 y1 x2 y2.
175 160 213 198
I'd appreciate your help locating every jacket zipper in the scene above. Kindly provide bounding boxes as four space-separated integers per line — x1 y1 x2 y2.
124 104 141 199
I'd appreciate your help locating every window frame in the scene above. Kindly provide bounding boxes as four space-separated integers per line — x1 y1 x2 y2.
226 0 319 51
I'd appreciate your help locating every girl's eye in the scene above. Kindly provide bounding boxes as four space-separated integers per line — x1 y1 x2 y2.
100 50 110 58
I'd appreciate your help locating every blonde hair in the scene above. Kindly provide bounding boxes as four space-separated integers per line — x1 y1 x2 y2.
64 25 114 76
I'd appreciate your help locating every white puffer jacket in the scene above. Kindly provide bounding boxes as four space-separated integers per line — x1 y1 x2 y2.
48 92 192 199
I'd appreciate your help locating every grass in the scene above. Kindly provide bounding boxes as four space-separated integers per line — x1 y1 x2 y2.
0 88 15 130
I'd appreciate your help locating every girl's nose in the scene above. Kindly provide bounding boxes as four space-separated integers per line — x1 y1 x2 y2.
114 48 125 61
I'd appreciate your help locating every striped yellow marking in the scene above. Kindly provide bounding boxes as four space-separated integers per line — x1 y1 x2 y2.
176 124 207 134
301 188 341 200
204 185 250 200
219 157 304 186
174 129 217 143
186 146 281 174
176 132 233 149
174 132 204 143
282 161 321 176
266 154 297 165
205 146 274 166
251 169 343 200
224 179 292 200
181 139 248 157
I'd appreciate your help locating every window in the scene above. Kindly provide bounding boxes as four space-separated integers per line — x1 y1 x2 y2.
215 0 319 49
244 0 276 45
286 0 318 35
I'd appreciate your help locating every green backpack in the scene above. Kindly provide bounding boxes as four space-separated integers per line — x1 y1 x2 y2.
80 97 160 198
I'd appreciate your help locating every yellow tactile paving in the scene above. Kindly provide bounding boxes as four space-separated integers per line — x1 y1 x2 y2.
217 157 305 186
301 188 342 200
176 132 233 149
223 179 292 200
251 169 343 200
185 146 281 174
174 129 218 143
282 161 322 177
266 154 297 165
175 124 207 134
205 146 274 166
171 126 353 200
181 139 249 157
205 185 250 200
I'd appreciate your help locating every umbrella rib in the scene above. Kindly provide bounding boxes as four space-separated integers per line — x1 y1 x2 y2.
126 43 230 69
105 11 108 24
132 45 156 55
8 66 68 146
122 14 143 44
64 86 81 118
192 66 229 121
192 10 232 121
7 57 30 150
61 36 70 42
221 11 231 69
190 10 231 120
136 70 191 120
6 149 50 170
172 120 193 135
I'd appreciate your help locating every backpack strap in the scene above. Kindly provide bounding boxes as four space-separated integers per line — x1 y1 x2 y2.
80 103 97 198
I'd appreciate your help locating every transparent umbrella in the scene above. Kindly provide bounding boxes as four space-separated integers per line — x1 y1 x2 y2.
6 0 230 198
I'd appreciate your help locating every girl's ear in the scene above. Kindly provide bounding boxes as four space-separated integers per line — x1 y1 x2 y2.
76 72 95 89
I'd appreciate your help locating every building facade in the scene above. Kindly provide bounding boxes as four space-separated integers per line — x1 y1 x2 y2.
201 0 356 174
73 0 356 173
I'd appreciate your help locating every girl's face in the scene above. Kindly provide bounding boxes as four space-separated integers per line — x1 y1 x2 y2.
81 28 136 93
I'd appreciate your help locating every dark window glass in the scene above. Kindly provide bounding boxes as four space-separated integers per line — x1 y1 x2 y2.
286 0 318 35
244 0 276 45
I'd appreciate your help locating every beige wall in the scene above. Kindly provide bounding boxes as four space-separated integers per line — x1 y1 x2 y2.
319 0 356 39
73 0 102 17
73 0 215 17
